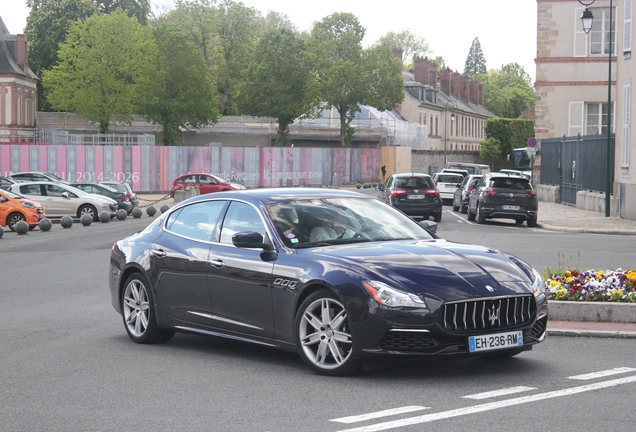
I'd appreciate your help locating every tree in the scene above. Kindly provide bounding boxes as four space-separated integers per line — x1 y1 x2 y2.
376 29 430 65
25 0 98 110
479 62 535 119
479 137 502 169
95 1 151 24
236 29 311 146
42 10 158 133
141 23 220 145
258 10 297 34
307 13 404 147
464 37 486 76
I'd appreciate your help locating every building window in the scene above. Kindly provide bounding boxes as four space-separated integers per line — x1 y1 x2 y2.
622 83 631 167
590 8 616 55
586 102 611 135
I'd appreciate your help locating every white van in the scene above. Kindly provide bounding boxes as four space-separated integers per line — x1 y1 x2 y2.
444 162 490 176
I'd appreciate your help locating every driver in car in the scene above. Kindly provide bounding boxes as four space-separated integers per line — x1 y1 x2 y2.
310 210 355 242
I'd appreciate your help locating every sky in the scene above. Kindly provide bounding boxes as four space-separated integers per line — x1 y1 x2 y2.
1 0 538 80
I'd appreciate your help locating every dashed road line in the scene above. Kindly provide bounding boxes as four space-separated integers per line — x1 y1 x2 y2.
330 406 429 424
568 367 636 380
463 386 537 400
334 374 636 432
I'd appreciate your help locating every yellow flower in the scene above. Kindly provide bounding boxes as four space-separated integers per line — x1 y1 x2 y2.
549 280 562 288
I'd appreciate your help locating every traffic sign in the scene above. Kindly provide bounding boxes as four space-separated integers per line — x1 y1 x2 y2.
527 137 537 148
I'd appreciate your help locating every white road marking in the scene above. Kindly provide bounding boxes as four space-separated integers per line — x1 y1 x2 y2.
446 211 473 224
330 406 429 424
335 374 636 432
463 386 537 400
568 367 636 380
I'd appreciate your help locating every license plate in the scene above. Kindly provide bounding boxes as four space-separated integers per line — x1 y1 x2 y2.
468 330 523 353
502 205 520 210
407 195 424 199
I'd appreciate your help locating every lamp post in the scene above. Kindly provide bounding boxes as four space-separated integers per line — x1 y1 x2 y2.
445 99 457 151
578 0 613 217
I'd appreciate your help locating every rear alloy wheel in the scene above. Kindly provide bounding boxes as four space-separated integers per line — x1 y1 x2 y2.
6 212 25 232
295 289 359 376
122 273 174 344
527 216 537 227
476 204 486 224
78 204 98 221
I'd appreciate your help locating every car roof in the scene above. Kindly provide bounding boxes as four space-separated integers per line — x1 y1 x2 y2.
392 172 431 178
179 187 371 206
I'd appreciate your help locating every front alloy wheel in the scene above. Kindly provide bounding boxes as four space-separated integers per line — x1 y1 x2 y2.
122 273 174 344
295 290 359 376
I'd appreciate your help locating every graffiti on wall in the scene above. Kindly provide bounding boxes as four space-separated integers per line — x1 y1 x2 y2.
0 145 381 192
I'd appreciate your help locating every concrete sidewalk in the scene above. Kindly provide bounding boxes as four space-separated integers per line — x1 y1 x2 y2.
137 188 636 339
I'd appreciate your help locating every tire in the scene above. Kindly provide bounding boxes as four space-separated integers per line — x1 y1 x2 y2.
6 212 25 232
476 204 486 224
460 203 468 214
527 216 537 227
467 206 476 221
515 219 524 225
452 200 459 212
295 289 359 376
434 212 442 222
78 204 98 222
121 273 174 344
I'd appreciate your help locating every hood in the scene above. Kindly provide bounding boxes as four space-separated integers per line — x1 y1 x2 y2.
305 239 535 302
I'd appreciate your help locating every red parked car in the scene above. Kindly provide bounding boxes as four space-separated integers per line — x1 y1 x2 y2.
169 173 245 197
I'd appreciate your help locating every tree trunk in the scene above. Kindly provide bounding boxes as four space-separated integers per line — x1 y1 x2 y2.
339 107 347 147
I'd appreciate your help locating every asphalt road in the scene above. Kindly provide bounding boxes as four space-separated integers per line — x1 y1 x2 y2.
2 209 636 431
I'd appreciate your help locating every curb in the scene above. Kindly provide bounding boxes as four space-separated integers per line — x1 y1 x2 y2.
549 300 636 323
547 329 636 338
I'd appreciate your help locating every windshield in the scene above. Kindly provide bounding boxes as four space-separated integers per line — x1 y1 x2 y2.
266 197 434 248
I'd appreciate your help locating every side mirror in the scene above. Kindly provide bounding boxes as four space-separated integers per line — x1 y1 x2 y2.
61 192 70 198
232 231 273 251
419 220 438 236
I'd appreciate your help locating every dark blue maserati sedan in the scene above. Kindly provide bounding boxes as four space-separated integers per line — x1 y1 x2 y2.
109 188 548 376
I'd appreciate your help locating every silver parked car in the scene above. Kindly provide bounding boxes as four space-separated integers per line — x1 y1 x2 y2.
9 181 117 221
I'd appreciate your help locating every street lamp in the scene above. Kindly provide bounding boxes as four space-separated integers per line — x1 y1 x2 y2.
578 0 612 217
445 99 457 151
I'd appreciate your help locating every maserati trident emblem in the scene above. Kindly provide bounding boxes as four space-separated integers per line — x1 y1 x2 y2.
486 285 494 292
488 304 501 326
509 193 514 198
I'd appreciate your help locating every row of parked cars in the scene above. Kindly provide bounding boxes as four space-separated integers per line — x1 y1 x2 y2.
376 168 538 227
0 172 139 231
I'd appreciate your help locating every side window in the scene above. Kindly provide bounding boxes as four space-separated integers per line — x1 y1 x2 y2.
46 184 72 197
199 175 217 185
220 202 267 245
167 201 226 242
20 184 42 195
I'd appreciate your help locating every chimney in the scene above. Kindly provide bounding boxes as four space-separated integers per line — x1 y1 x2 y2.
460 75 470 101
16 34 29 74
440 68 452 95
478 82 484 106
392 46 403 62
450 72 460 97
413 58 429 86
469 79 479 104
428 62 438 88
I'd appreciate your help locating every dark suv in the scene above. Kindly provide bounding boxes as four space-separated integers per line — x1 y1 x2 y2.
467 172 538 226
377 173 442 221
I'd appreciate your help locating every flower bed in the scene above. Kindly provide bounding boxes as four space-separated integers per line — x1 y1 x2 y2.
545 269 636 302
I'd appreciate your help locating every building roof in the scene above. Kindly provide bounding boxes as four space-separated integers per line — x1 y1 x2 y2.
0 16 37 79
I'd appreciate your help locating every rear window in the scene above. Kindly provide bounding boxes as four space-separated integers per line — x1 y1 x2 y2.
394 176 434 189
490 178 531 190
436 174 463 183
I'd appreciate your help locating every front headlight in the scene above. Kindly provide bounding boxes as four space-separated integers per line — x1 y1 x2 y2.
532 268 545 298
21 201 36 209
362 280 429 309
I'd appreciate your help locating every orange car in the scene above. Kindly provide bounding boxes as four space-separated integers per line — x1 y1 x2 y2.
0 189 45 231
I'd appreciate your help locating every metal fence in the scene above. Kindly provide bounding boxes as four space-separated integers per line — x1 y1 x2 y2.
540 134 615 205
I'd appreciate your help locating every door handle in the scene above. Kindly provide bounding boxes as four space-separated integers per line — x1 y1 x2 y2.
151 248 167 257
209 259 226 268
